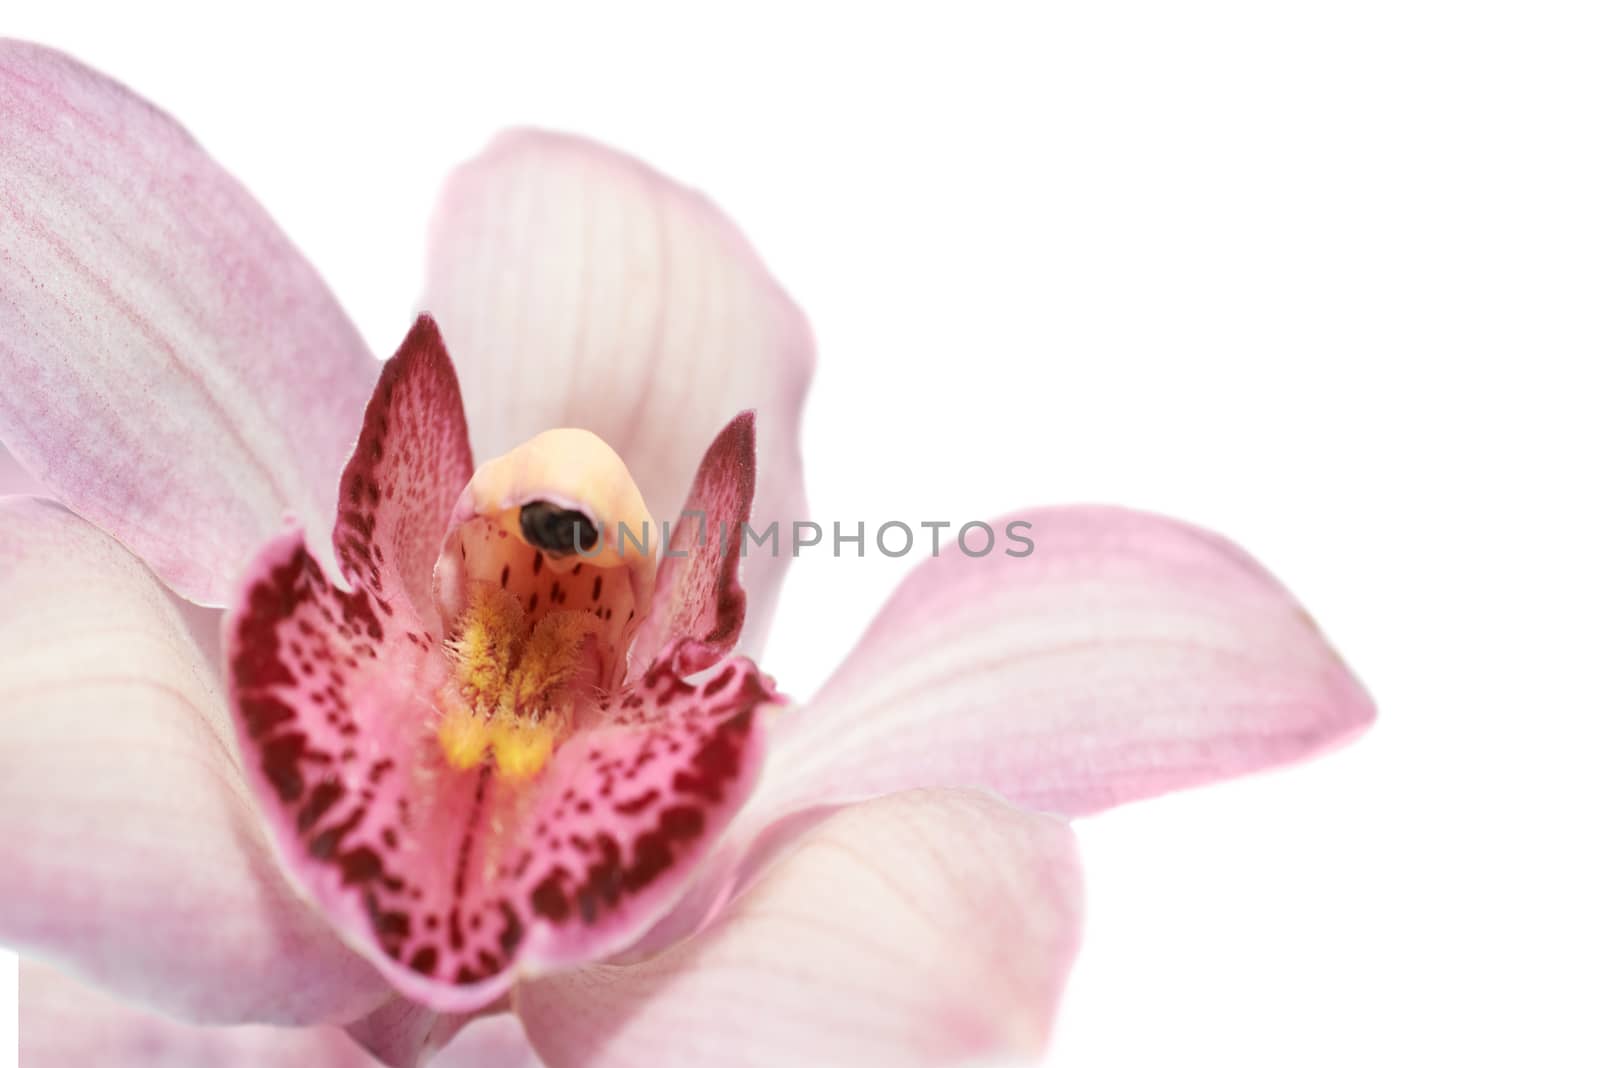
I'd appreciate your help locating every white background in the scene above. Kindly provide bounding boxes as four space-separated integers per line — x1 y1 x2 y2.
5 2 1599 1065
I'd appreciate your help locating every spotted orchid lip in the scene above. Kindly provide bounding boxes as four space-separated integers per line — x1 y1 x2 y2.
225 318 781 1012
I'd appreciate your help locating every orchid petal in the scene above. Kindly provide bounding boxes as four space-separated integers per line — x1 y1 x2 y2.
762 506 1374 820
0 443 44 497
0 498 388 1025
516 789 1083 1068
227 332 776 1012
344 996 490 1068
629 411 756 678
333 315 476 628
21 960 543 1067
0 40 376 605
20 959 383 1068
421 130 812 655
432 1015 545 1068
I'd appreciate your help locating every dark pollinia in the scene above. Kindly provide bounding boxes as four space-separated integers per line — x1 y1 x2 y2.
518 500 600 556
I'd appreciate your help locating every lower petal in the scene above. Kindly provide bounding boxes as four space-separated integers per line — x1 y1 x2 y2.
0 499 388 1026
344 996 501 1068
21 960 541 1068
20 960 380 1068
515 789 1083 1068
761 506 1375 820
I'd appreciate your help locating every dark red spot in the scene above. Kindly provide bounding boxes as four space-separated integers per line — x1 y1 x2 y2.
338 846 385 887
448 908 465 951
297 779 345 833
261 733 311 802
672 708 754 804
497 901 525 957
240 696 295 738
614 789 659 816
531 873 570 923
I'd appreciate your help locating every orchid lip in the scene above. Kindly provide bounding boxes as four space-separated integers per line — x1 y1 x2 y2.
223 323 779 1012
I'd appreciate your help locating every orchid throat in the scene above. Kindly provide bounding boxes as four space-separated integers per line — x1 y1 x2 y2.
434 428 658 781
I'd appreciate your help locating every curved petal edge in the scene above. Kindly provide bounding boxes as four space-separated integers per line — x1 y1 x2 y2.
421 129 812 656
516 788 1084 1068
0 498 389 1026
0 39 376 604
761 505 1375 820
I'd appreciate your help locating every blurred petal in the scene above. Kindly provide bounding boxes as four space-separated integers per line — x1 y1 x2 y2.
343 996 485 1068
762 506 1374 820
629 411 756 678
0 442 44 496
20 959 382 1068
0 40 376 604
431 1015 544 1068
516 789 1082 1068
0 498 388 1025
422 130 811 654
22 962 543 1068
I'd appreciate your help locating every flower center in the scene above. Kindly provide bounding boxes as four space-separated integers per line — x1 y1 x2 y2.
431 428 659 781
436 586 599 778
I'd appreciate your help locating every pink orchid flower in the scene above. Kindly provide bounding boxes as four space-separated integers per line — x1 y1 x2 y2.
1 40 1374 1068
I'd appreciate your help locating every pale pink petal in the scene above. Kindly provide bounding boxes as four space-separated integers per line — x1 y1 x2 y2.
761 506 1374 820
629 411 756 678
0 41 376 605
516 789 1083 1068
20 959 385 1068
0 498 388 1025
422 130 812 655
344 996 491 1068
0 443 44 496
227 332 777 1011
431 1015 545 1068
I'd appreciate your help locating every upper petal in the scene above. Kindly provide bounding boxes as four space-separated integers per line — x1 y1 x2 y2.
0 40 376 604
515 789 1083 1068
421 130 812 655
0 498 388 1025
760 506 1375 820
